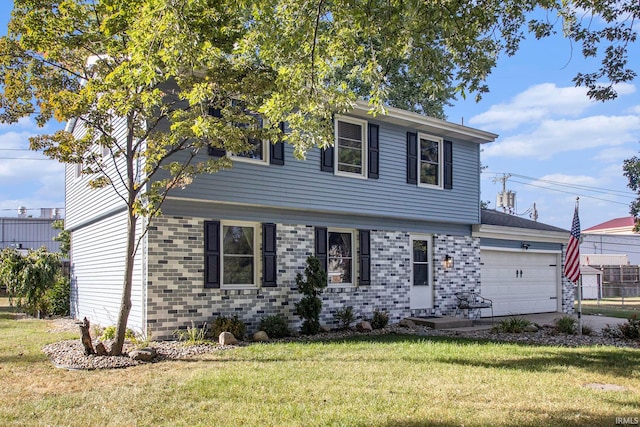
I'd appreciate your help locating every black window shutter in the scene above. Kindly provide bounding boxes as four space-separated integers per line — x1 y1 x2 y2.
270 122 285 166
315 226 328 272
406 132 417 184
204 221 221 288
368 124 379 179
444 140 453 189
207 107 226 157
359 230 371 286
262 223 277 287
320 147 334 172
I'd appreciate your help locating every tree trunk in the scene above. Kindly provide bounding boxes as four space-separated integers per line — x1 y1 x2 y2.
111 209 138 356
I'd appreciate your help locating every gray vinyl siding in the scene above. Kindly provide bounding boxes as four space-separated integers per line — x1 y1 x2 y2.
162 199 472 236
480 237 563 252
64 116 134 230
70 210 145 334
162 118 482 225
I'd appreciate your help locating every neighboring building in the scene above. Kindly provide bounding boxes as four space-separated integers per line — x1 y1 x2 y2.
582 216 640 265
66 101 575 339
583 216 635 235
0 210 62 252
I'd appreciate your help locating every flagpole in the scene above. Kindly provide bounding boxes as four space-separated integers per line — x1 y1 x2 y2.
577 275 582 336
576 197 582 336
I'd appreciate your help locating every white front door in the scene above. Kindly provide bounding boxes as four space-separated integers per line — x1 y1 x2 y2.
410 235 433 310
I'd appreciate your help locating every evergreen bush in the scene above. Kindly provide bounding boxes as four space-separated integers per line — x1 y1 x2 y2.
294 256 327 335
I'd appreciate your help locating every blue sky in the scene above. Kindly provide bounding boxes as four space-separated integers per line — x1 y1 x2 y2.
1 3 639 230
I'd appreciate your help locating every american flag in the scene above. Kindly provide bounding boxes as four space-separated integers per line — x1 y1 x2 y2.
564 203 581 283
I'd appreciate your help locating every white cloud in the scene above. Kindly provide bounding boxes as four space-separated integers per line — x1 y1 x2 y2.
593 147 638 163
470 83 636 132
469 83 595 131
483 114 640 159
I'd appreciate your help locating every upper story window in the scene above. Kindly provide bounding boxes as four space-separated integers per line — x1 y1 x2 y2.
335 116 367 178
419 133 442 187
328 229 354 285
230 104 268 164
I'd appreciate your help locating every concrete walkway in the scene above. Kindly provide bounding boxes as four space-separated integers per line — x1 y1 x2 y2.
450 312 627 332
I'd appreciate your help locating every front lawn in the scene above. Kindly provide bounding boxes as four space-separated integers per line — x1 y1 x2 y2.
578 298 640 319
1 304 638 426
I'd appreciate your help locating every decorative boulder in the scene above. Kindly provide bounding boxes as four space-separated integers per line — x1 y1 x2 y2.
253 331 269 342
219 331 239 346
320 324 331 333
129 347 157 362
399 319 416 329
95 342 109 356
524 324 539 333
356 321 373 332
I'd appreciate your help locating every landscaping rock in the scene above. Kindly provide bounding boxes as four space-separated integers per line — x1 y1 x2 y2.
253 331 269 342
129 347 157 362
320 325 331 332
219 332 238 345
399 318 416 329
356 321 373 332
95 342 108 356
524 324 539 333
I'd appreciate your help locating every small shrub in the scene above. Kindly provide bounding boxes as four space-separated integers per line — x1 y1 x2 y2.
294 256 327 335
258 314 290 338
555 315 577 335
334 306 355 330
371 309 389 329
100 325 136 342
581 324 593 336
492 316 531 333
174 321 208 344
618 315 640 340
211 315 246 340
45 276 70 316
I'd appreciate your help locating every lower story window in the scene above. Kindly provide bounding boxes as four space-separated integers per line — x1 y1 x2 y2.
328 230 353 285
222 223 257 286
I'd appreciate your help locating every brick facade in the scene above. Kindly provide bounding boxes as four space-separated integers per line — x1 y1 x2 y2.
146 216 482 339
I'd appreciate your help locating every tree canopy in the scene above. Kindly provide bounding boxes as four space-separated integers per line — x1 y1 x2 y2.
1 0 637 353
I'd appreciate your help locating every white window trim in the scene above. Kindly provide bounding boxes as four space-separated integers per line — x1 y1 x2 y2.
417 133 443 189
327 228 357 287
411 234 433 287
229 110 269 165
334 115 367 179
220 220 260 289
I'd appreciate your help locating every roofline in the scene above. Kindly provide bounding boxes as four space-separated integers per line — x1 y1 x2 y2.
353 100 498 144
472 223 569 244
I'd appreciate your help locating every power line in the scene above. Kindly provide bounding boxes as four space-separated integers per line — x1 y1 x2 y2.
486 171 636 198
484 171 636 206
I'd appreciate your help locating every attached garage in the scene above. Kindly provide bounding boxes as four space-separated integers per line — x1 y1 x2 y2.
473 209 573 318
480 249 560 316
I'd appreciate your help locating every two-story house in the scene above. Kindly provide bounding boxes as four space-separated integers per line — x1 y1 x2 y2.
67 100 502 339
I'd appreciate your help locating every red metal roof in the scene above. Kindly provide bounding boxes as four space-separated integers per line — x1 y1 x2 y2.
583 216 636 232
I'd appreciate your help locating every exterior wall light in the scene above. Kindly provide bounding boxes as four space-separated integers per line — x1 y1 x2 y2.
443 254 454 269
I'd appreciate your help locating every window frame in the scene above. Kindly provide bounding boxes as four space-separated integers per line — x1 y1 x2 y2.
327 228 356 287
220 220 260 289
334 115 368 179
417 133 443 189
229 112 269 165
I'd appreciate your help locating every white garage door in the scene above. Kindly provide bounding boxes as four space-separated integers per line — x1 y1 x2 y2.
481 250 560 317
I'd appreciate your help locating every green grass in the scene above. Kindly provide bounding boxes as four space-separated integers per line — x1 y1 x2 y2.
1 298 639 426
578 298 640 319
